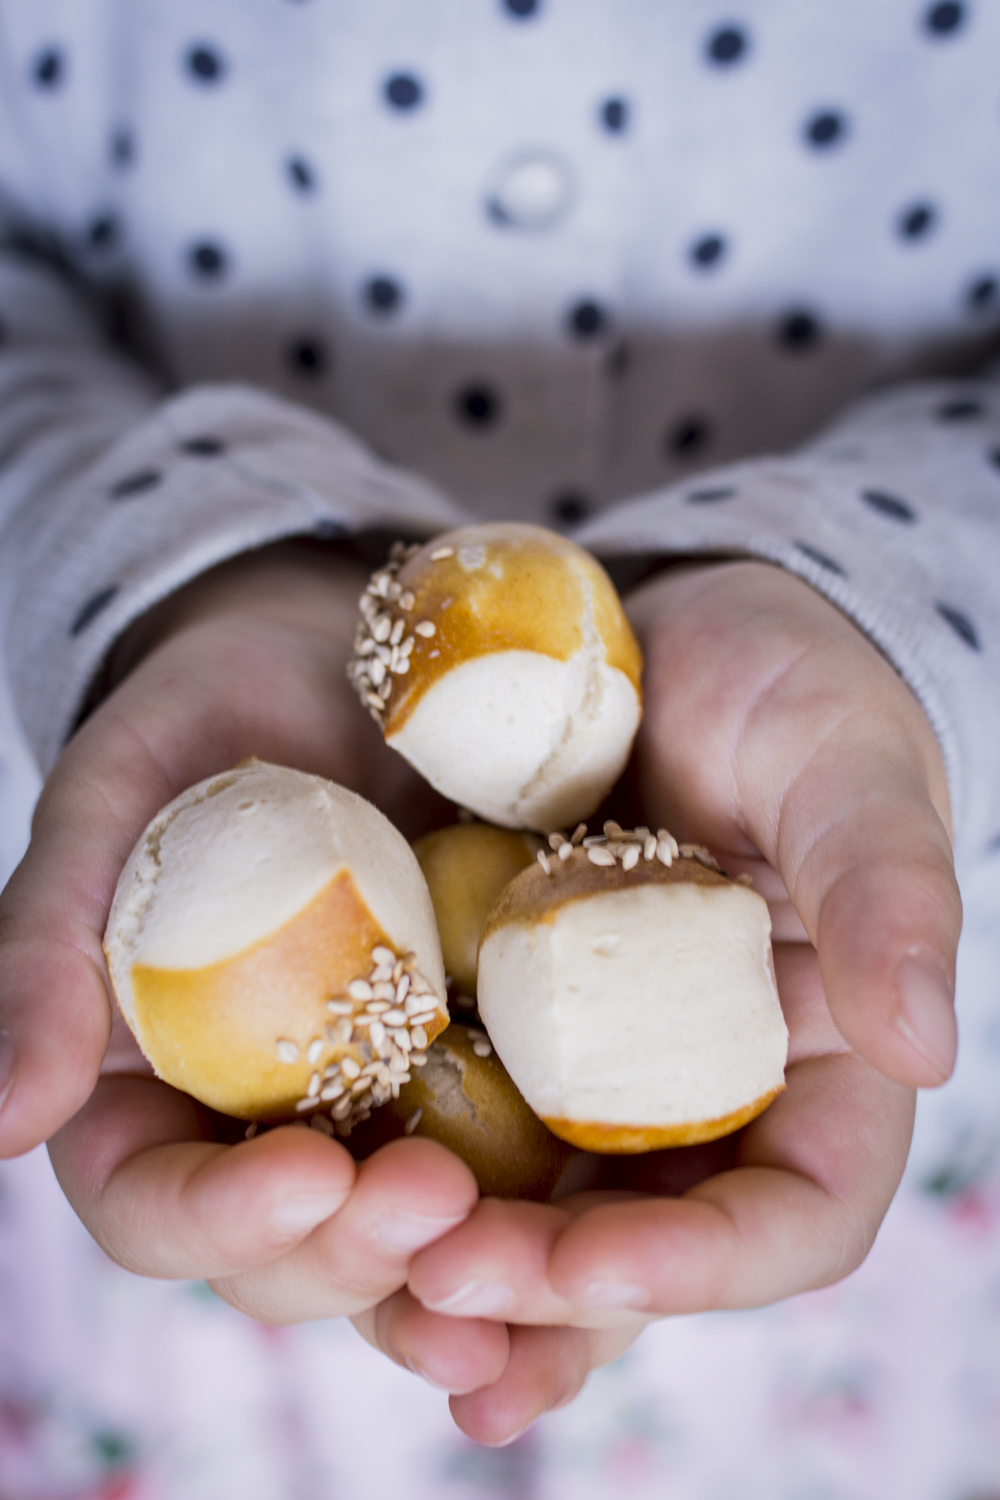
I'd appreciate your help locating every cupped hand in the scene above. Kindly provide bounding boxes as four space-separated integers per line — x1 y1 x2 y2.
393 558 956 1441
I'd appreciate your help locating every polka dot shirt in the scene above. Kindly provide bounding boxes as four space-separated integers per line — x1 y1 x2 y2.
0 0 997 860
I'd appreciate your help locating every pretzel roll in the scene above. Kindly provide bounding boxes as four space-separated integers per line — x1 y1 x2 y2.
412 821 542 996
104 760 448 1125
348 524 643 830
352 1025 575 1201
477 828 788 1152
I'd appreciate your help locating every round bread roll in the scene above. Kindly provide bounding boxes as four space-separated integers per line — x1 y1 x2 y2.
412 821 542 996
104 760 449 1125
351 1025 575 1201
347 524 643 831
477 826 788 1151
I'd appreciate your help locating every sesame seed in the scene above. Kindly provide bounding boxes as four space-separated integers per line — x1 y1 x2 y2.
368 657 386 687
472 1037 493 1058
658 830 680 858
306 1038 324 1065
370 964 394 983
365 692 384 711
587 845 616 866
321 1082 345 1102
736 872 754 886
245 1122 258 1140
332 1095 354 1120
382 1008 407 1026
604 820 623 838
275 1039 300 1064
393 656 411 675
404 991 429 1016
656 839 674 867
390 1046 408 1071
372 945 395 965
390 618 404 645
400 636 415 656
414 619 436 637
571 823 587 845
409 1054 426 1068
407 1010 438 1027
351 1078 372 1097
410 1025 428 1050
558 842 573 861
548 832 566 850
348 980 374 1001
307 1071 321 1097
622 844 640 870
326 999 353 1016
366 1000 391 1015
340 1056 361 1080
404 1108 423 1135
295 1097 316 1112
644 835 657 861
373 616 392 643
537 849 553 876
334 1016 354 1044
430 546 454 561
583 834 608 848
310 1115 335 1136
369 1020 386 1048
400 590 416 610
378 678 392 700
373 981 396 1001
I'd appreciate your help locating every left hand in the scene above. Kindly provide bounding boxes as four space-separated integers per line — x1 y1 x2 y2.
354 559 956 1443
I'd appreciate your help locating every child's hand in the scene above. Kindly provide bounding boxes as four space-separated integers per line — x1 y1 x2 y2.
380 559 957 1442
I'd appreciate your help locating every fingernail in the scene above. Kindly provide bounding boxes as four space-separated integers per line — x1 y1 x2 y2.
270 1193 343 1240
404 1356 451 1391
0 1031 13 1113
579 1281 651 1310
895 955 957 1084
422 1280 514 1317
375 1212 467 1255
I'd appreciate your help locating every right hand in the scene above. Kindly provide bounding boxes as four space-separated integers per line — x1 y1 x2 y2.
0 540 499 1384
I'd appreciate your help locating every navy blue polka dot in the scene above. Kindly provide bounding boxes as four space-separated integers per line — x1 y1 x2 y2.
936 601 980 650
600 97 629 133
795 542 846 576
937 397 984 420
188 241 228 279
32 46 65 90
365 276 404 314
314 518 349 540
897 201 938 241
71 587 119 637
550 492 590 526
705 25 749 66
185 44 226 84
860 489 917 522
456 384 502 428
180 436 226 457
966 274 998 312
109 469 162 500
384 73 424 110
777 310 823 351
110 127 134 168
288 337 328 376
686 486 737 504
286 156 317 193
503 0 541 16
690 234 727 269
87 214 119 251
568 300 608 339
804 110 848 149
924 2 966 35
668 416 712 456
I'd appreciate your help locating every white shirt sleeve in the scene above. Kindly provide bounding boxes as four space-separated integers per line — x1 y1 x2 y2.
579 377 1000 867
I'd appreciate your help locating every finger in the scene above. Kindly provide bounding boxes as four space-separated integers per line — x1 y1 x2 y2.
49 1074 357 1278
547 1054 913 1316
214 1137 478 1322
631 561 961 1089
353 1288 510 1394
449 1324 641 1446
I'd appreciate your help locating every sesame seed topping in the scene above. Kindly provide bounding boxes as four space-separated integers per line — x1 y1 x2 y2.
321 1083 345 1102
245 1122 258 1140
430 546 454 561
537 849 553 876
326 999 353 1016
370 964 394 983
656 839 674 867
275 1039 300 1064
736 872 754 886
587 845 616 866
414 619 436 637
332 1095 354 1120
372 945 395 965
548 832 566 850
348 980 374 1001
644 835 657 861
472 1037 493 1058
390 618 405 645
382 1008 408 1026
372 615 392 643
571 823 587 845
400 591 416 611
604 820 623 839
310 1115 335 1136
369 1020 386 1048
306 1038 324 1065
396 973 411 1003
558 841 573 861
404 1108 423 1135
407 1010 438 1027
409 1054 426 1068
340 1056 361 1080
307 1071 321 1097
295 1097 316 1113
582 834 608 848
333 1016 354 1044
621 844 640 870
410 1025 428 1050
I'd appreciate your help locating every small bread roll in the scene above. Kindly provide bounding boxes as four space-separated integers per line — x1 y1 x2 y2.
477 828 788 1151
352 1025 574 1200
412 822 541 996
348 524 643 830
104 760 448 1124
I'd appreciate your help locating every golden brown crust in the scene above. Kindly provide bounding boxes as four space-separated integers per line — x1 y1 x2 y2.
362 524 642 736
131 869 446 1121
481 844 731 941
412 822 541 995
350 1025 575 1199
543 1084 785 1153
